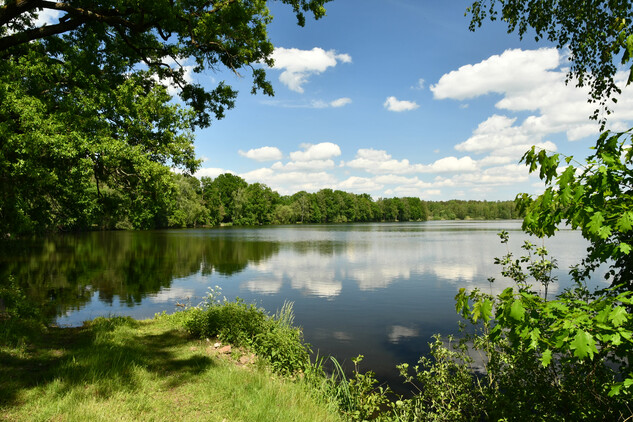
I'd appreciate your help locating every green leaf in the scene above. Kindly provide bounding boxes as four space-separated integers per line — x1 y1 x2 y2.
455 288 469 315
570 330 597 360
617 212 633 232
619 242 632 255
480 298 493 321
540 349 552 367
558 166 575 187
595 304 611 324
609 306 628 327
509 300 525 322
611 333 622 346
529 328 541 349
597 225 612 239
609 383 623 397
559 185 573 204
587 212 605 235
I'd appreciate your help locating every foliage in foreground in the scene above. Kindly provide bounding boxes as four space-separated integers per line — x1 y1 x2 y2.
318 235 633 421
0 0 331 237
449 235 633 421
180 288 311 376
0 276 46 347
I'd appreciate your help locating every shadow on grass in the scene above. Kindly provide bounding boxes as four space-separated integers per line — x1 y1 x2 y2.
0 319 215 408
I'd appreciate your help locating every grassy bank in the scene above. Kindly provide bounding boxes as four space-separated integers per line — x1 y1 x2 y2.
0 314 341 422
4 280 630 421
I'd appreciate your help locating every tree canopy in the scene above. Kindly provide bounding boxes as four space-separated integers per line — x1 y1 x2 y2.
468 0 633 284
0 0 330 236
1 0 329 126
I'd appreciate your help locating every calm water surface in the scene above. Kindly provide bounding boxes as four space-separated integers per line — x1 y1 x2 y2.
0 221 607 387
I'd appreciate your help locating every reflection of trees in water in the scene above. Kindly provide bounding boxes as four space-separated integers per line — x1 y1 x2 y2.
200 238 279 276
284 240 347 255
0 231 279 320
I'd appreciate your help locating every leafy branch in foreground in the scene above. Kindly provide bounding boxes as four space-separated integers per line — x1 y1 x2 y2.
385 234 633 421
338 233 632 421
0 0 331 236
517 129 633 289
453 231 633 420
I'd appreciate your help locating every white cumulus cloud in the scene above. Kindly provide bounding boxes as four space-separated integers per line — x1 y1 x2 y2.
271 47 352 93
271 159 335 171
238 146 283 162
290 142 342 162
425 156 479 173
345 149 478 175
346 149 420 174
384 96 419 112
432 48 633 166
194 167 231 179
430 48 561 101
240 168 338 195
337 176 384 193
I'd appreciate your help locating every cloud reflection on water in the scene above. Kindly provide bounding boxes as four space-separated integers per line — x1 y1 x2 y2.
234 224 605 302
388 325 420 344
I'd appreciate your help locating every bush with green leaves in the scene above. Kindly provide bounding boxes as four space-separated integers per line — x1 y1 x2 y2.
330 234 633 421
392 336 483 422
449 232 633 421
0 276 46 346
181 289 310 376
517 129 633 289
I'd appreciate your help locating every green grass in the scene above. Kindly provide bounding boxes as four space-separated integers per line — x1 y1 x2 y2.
0 314 342 422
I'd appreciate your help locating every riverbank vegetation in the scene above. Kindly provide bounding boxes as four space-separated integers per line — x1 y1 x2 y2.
3 255 632 421
0 0 519 239
0 311 342 421
1 167 521 236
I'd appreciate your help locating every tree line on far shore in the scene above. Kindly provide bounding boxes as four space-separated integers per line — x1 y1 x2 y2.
2 171 522 237
132 172 522 229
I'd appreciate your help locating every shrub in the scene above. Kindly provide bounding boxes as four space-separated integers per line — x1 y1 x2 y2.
326 233 633 421
0 276 46 346
181 289 310 375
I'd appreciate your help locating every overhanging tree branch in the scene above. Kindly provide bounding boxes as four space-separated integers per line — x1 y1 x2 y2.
0 17 84 51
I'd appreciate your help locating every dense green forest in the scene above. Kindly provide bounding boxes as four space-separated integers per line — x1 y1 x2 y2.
1 169 521 236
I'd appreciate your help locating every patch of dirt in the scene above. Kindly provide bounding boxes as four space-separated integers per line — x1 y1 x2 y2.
204 340 256 367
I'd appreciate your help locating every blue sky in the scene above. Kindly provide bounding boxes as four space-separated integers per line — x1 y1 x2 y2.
38 0 633 200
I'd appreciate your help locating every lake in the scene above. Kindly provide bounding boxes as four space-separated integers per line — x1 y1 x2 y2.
0 221 607 388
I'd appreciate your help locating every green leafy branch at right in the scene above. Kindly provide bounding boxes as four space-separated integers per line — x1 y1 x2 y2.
517 129 633 288
451 232 633 420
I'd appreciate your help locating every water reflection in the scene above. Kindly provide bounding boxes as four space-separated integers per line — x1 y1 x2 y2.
0 221 608 390
0 222 605 322
388 325 420 344
0 230 278 320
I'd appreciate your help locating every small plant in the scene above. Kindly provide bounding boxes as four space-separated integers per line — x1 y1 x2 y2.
392 336 483 422
326 355 391 421
490 230 558 299
451 233 633 420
